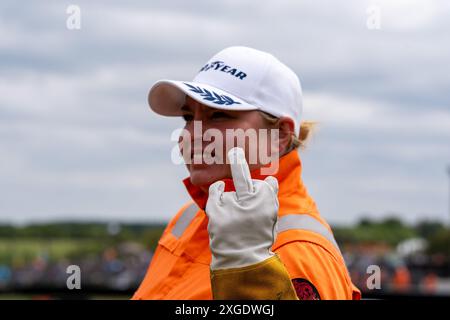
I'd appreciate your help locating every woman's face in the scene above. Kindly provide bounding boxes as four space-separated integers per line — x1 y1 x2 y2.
179 96 278 189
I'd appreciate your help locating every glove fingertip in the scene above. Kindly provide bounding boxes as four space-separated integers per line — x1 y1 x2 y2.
264 176 279 194
208 180 225 198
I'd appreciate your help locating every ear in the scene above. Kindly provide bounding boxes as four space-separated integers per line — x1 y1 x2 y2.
277 117 295 153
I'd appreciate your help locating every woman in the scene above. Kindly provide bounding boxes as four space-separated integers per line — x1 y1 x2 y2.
133 46 361 300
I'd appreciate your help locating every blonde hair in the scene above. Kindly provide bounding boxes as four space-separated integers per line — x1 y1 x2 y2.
259 111 317 153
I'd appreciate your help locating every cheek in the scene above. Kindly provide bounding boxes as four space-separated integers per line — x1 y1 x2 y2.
212 121 273 166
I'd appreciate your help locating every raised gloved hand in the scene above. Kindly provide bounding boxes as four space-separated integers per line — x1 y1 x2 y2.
205 147 280 270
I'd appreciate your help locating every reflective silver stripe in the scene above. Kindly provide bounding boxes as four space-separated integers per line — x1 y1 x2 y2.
277 214 341 253
171 203 199 238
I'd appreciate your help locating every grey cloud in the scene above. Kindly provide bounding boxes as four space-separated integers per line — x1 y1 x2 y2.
0 0 449 224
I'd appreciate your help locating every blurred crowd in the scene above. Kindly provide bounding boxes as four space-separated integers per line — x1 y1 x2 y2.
0 240 448 297
0 242 152 293
345 242 450 296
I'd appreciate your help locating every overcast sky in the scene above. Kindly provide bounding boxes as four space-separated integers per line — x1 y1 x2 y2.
0 0 449 225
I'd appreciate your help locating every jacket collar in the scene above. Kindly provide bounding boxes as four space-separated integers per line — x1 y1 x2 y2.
183 150 303 210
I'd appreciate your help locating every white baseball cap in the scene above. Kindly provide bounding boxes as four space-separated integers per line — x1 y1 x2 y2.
148 46 303 135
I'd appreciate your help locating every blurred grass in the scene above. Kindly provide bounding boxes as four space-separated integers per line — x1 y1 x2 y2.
0 293 131 300
0 238 106 265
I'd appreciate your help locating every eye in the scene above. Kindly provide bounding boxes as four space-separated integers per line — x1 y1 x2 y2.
211 111 232 120
182 114 194 122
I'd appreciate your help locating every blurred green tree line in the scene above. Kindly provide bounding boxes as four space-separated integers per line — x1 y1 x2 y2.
0 217 448 265
333 217 449 256
0 222 166 265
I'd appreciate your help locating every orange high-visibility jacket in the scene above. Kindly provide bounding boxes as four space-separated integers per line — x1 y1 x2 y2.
133 150 361 300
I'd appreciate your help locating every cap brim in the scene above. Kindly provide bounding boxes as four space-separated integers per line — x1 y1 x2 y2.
148 80 258 116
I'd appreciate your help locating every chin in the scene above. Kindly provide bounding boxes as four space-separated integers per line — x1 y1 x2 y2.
188 164 227 188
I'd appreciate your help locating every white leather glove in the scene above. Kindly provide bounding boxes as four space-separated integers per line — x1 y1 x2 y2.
205 147 279 270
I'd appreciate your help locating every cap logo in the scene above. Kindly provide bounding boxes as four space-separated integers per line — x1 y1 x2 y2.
183 83 241 106
199 60 247 80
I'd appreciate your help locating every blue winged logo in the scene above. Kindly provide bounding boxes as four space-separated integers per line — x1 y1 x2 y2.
183 83 241 106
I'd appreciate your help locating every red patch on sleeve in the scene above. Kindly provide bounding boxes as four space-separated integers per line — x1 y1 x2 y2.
292 278 321 300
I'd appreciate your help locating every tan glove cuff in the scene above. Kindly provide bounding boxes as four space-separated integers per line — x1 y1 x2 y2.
210 254 298 300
